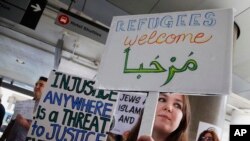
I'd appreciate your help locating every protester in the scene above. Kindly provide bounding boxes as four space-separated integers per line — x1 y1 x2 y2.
126 92 191 141
0 76 47 141
0 98 5 127
197 128 220 141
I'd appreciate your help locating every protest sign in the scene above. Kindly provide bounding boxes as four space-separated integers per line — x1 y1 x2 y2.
95 8 233 95
12 100 35 120
110 91 147 135
26 71 118 141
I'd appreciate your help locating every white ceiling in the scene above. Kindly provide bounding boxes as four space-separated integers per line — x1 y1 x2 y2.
1 0 250 118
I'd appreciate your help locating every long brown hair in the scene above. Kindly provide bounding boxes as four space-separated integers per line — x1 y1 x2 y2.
167 94 191 141
197 129 220 141
126 93 191 141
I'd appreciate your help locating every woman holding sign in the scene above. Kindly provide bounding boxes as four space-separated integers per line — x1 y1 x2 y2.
127 92 191 141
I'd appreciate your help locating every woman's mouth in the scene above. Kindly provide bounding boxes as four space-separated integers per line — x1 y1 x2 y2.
158 114 171 120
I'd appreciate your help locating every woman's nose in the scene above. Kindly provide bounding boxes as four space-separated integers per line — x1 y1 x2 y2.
163 103 173 112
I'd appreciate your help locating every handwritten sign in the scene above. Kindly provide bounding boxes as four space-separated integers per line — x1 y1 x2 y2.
110 92 147 135
12 100 35 120
26 71 118 141
95 8 233 94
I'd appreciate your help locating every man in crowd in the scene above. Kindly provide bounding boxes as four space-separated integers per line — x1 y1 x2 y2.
0 98 5 127
0 76 47 141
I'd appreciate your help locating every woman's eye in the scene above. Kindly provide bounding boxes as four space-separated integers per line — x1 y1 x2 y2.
174 103 182 110
158 98 166 102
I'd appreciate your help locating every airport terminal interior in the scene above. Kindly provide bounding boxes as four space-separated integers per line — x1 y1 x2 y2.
1 0 250 141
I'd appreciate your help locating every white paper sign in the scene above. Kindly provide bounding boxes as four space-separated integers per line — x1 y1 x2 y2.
110 92 147 135
26 71 118 141
12 100 35 120
95 8 233 95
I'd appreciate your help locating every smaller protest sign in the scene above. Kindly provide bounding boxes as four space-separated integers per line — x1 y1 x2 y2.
110 91 147 135
12 100 35 120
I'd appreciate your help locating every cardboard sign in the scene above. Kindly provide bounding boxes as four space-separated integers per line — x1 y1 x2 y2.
26 71 118 141
95 8 233 94
110 92 147 135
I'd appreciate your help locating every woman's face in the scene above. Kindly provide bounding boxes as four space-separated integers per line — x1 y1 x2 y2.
200 132 214 141
154 93 184 135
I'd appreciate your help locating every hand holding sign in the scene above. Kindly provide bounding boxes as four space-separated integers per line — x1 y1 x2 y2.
12 100 35 120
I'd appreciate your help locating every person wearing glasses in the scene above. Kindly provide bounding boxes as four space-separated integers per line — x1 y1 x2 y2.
197 128 220 141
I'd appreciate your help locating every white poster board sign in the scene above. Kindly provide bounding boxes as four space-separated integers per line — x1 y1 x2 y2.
12 100 35 120
95 8 233 94
26 71 118 141
110 91 147 135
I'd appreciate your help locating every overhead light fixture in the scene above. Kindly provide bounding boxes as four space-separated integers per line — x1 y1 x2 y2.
16 58 25 64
